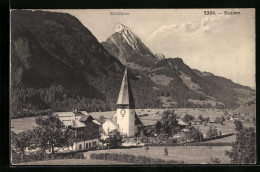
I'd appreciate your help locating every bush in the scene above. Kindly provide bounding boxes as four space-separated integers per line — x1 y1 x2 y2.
185 142 232 146
234 120 244 132
206 125 218 138
90 153 182 164
209 157 221 164
11 151 85 164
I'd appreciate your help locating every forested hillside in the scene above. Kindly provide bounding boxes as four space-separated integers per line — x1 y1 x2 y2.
10 10 161 118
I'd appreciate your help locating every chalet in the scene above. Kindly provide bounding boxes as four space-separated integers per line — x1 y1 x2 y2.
102 68 143 137
179 128 190 133
102 118 119 135
177 119 189 129
54 111 101 151
191 120 202 125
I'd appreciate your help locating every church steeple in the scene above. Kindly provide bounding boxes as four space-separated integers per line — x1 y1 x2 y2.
115 67 136 137
117 68 135 108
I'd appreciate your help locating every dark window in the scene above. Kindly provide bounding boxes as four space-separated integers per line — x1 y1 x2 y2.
89 142 91 148
86 143 88 149
79 144 82 150
93 141 96 146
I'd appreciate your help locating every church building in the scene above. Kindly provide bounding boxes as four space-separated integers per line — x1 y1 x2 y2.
102 68 143 137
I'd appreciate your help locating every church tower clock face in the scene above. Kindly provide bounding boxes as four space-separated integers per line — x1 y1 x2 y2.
120 109 126 116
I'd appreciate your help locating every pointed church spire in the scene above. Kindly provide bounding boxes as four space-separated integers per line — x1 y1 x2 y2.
117 68 135 108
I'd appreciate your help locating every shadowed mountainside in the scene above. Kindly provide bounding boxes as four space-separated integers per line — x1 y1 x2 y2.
10 10 160 118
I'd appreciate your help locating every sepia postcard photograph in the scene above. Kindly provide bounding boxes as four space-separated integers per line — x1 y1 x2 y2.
10 8 256 165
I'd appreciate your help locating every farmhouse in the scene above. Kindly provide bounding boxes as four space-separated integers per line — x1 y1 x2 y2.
54 110 101 151
102 118 119 134
177 119 189 129
191 120 202 125
102 68 143 137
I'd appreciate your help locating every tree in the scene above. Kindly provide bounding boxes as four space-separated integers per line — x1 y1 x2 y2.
215 116 224 125
145 145 149 152
98 115 106 124
164 147 168 156
198 115 204 121
252 117 256 126
137 131 150 143
182 114 195 123
153 121 161 135
107 130 122 148
204 117 210 123
225 127 256 164
206 125 218 138
34 114 75 154
209 157 221 164
186 127 204 141
153 110 178 136
234 120 244 132
11 130 35 155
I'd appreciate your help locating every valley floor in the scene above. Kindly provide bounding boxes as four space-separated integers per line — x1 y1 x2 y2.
84 146 232 164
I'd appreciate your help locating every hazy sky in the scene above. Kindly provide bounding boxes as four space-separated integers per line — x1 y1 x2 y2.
49 9 255 88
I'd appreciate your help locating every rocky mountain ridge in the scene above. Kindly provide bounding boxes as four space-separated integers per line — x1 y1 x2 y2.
102 24 159 67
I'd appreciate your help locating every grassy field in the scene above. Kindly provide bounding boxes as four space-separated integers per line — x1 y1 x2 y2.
84 146 232 164
15 159 130 165
11 116 39 134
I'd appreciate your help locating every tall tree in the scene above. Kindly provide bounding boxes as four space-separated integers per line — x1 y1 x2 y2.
225 127 256 164
182 114 195 123
206 125 218 138
153 110 178 136
11 130 35 154
186 126 204 141
234 120 244 132
34 114 75 154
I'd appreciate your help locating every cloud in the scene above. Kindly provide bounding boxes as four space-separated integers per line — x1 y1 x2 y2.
147 15 232 42
145 14 255 87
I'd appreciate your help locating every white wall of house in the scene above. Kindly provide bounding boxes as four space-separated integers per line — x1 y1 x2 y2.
102 120 118 135
72 138 99 151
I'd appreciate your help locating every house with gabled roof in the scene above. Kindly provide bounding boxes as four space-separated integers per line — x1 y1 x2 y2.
54 110 101 151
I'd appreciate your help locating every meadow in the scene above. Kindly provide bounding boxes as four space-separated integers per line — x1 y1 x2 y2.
14 146 232 165
16 159 130 165
84 146 232 164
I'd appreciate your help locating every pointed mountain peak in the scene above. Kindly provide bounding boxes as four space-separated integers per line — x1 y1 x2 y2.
116 24 131 34
102 24 159 68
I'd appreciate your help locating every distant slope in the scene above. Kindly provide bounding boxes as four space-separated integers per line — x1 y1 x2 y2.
149 58 240 108
193 69 255 106
232 100 256 116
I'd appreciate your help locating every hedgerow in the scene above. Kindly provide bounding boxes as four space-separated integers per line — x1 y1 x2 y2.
90 153 183 164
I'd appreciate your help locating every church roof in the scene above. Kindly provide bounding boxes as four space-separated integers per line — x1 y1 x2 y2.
117 68 135 106
104 118 119 126
135 113 143 126
79 114 93 122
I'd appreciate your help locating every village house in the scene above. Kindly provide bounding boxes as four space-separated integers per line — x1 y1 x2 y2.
191 120 202 125
177 119 189 129
54 110 101 151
